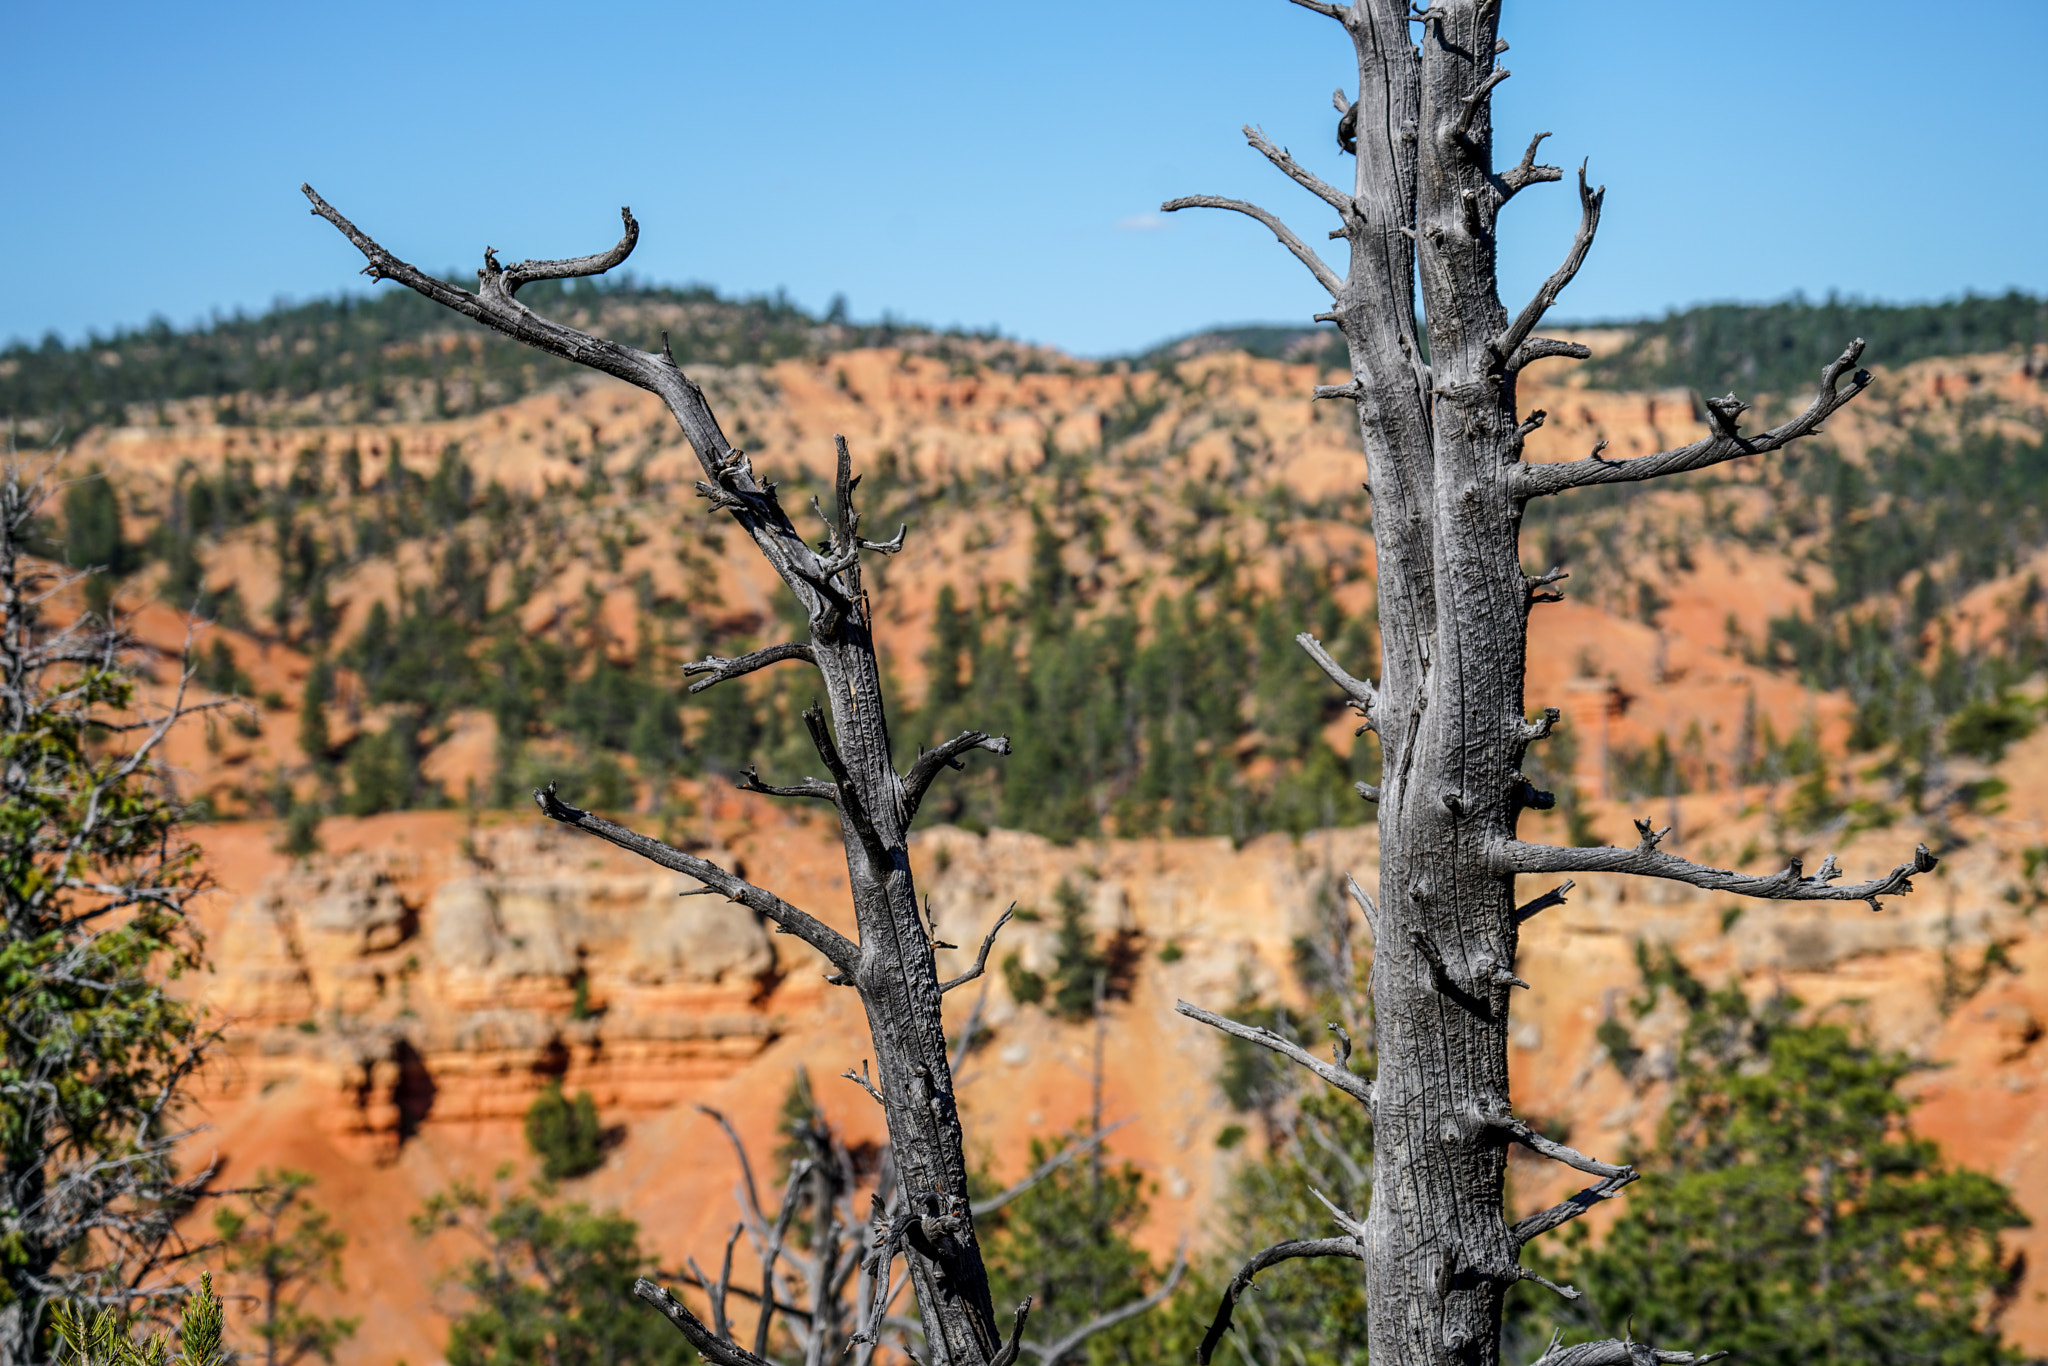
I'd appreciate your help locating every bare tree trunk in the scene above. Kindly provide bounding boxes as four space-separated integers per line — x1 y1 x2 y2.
1169 5 1932 1366
301 194 1017 1366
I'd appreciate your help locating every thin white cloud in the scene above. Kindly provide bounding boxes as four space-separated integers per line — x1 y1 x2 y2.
1115 213 1171 233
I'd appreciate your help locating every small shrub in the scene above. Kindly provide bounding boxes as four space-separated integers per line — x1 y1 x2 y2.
524 1081 603 1181
280 801 323 857
1001 951 1045 1006
1596 1016 1642 1079
1948 694 2037 762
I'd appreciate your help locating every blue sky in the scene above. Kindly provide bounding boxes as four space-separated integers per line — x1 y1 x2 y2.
5 1 2044 357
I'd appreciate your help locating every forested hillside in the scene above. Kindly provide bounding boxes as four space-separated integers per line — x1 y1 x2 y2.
0 278 976 434
19 284 2048 1366
1144 291 2048 397
20 287 2048 855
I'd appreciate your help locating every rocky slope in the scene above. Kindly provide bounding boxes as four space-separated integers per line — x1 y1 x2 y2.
35 318 2048 1360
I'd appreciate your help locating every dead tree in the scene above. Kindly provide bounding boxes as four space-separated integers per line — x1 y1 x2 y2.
1165 5 1934 1366
301 189 1148 1366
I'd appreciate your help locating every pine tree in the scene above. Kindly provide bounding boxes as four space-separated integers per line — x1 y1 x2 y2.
49 1273 225 1366
0 459 219 1363
523 1082 605 1182
1527 950 2027 1366
212 1171 358 1366
413 1180 689 1366
59 472 124 619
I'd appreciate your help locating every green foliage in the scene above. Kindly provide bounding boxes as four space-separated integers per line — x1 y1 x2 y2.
1948 694 2038 763
297 660 333 764
50 1272 226 1366
278 799 323 858
903 551 1377 843
62 471 127 616
977 1130 1164 1366
1192 1089 1375 1366
195 639 249 696
1523 948 2028 1366
342 720 427 816
1758 431 2048 781
1587 291 2048 398
1594 1016 1643 1080
1047 882 1110 1022
1215 998 1302 1121
774 1066 822 1176
1131 324 1347 373
212 1171 358 1366
0 464 218 1357
414 1177 690 1366
1163 895 1375 1366
1001 951 1046 1006
1783 762 1846 833
524 1082 605 1181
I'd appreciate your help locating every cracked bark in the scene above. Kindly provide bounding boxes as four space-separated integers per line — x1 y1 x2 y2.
1169 4 1918 1365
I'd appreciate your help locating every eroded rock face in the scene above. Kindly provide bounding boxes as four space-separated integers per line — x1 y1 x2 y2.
182 779 2048 1365
419 869 774 985
206 818 778 1158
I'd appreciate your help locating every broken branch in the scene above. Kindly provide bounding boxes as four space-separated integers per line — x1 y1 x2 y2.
1196 1238 1363 1365
1514 339 1874 498
801 706 891 868
488 211 640 293
902 730 1013 825
1160 196 1344 296
1495 164 1604 367
1530 1338 1726 1366
1241 125 1354 214
1447 68 1512 150
1506 336 1591 378
1485 1113 1632 1179
734 769 839 803
1514 880 1574 923
634 1278 782 1366
1498 130 1563 198
1296 632 1378 730
1496 834 1937 913
1175 1000 1373 1104
684 641 817 694
1511 1170 1639 1247
534 783 858 974
939 904 1018 994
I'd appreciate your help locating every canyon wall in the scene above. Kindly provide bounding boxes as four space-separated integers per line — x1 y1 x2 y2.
183 757 2048 1363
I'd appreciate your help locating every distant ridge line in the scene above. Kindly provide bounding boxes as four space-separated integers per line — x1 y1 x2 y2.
1130 290 2048 398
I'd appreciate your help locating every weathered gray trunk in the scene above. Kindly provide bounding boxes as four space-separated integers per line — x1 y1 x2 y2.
1340 6 1523 1361
1171 5 1915 1366
812 568 1002 1365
